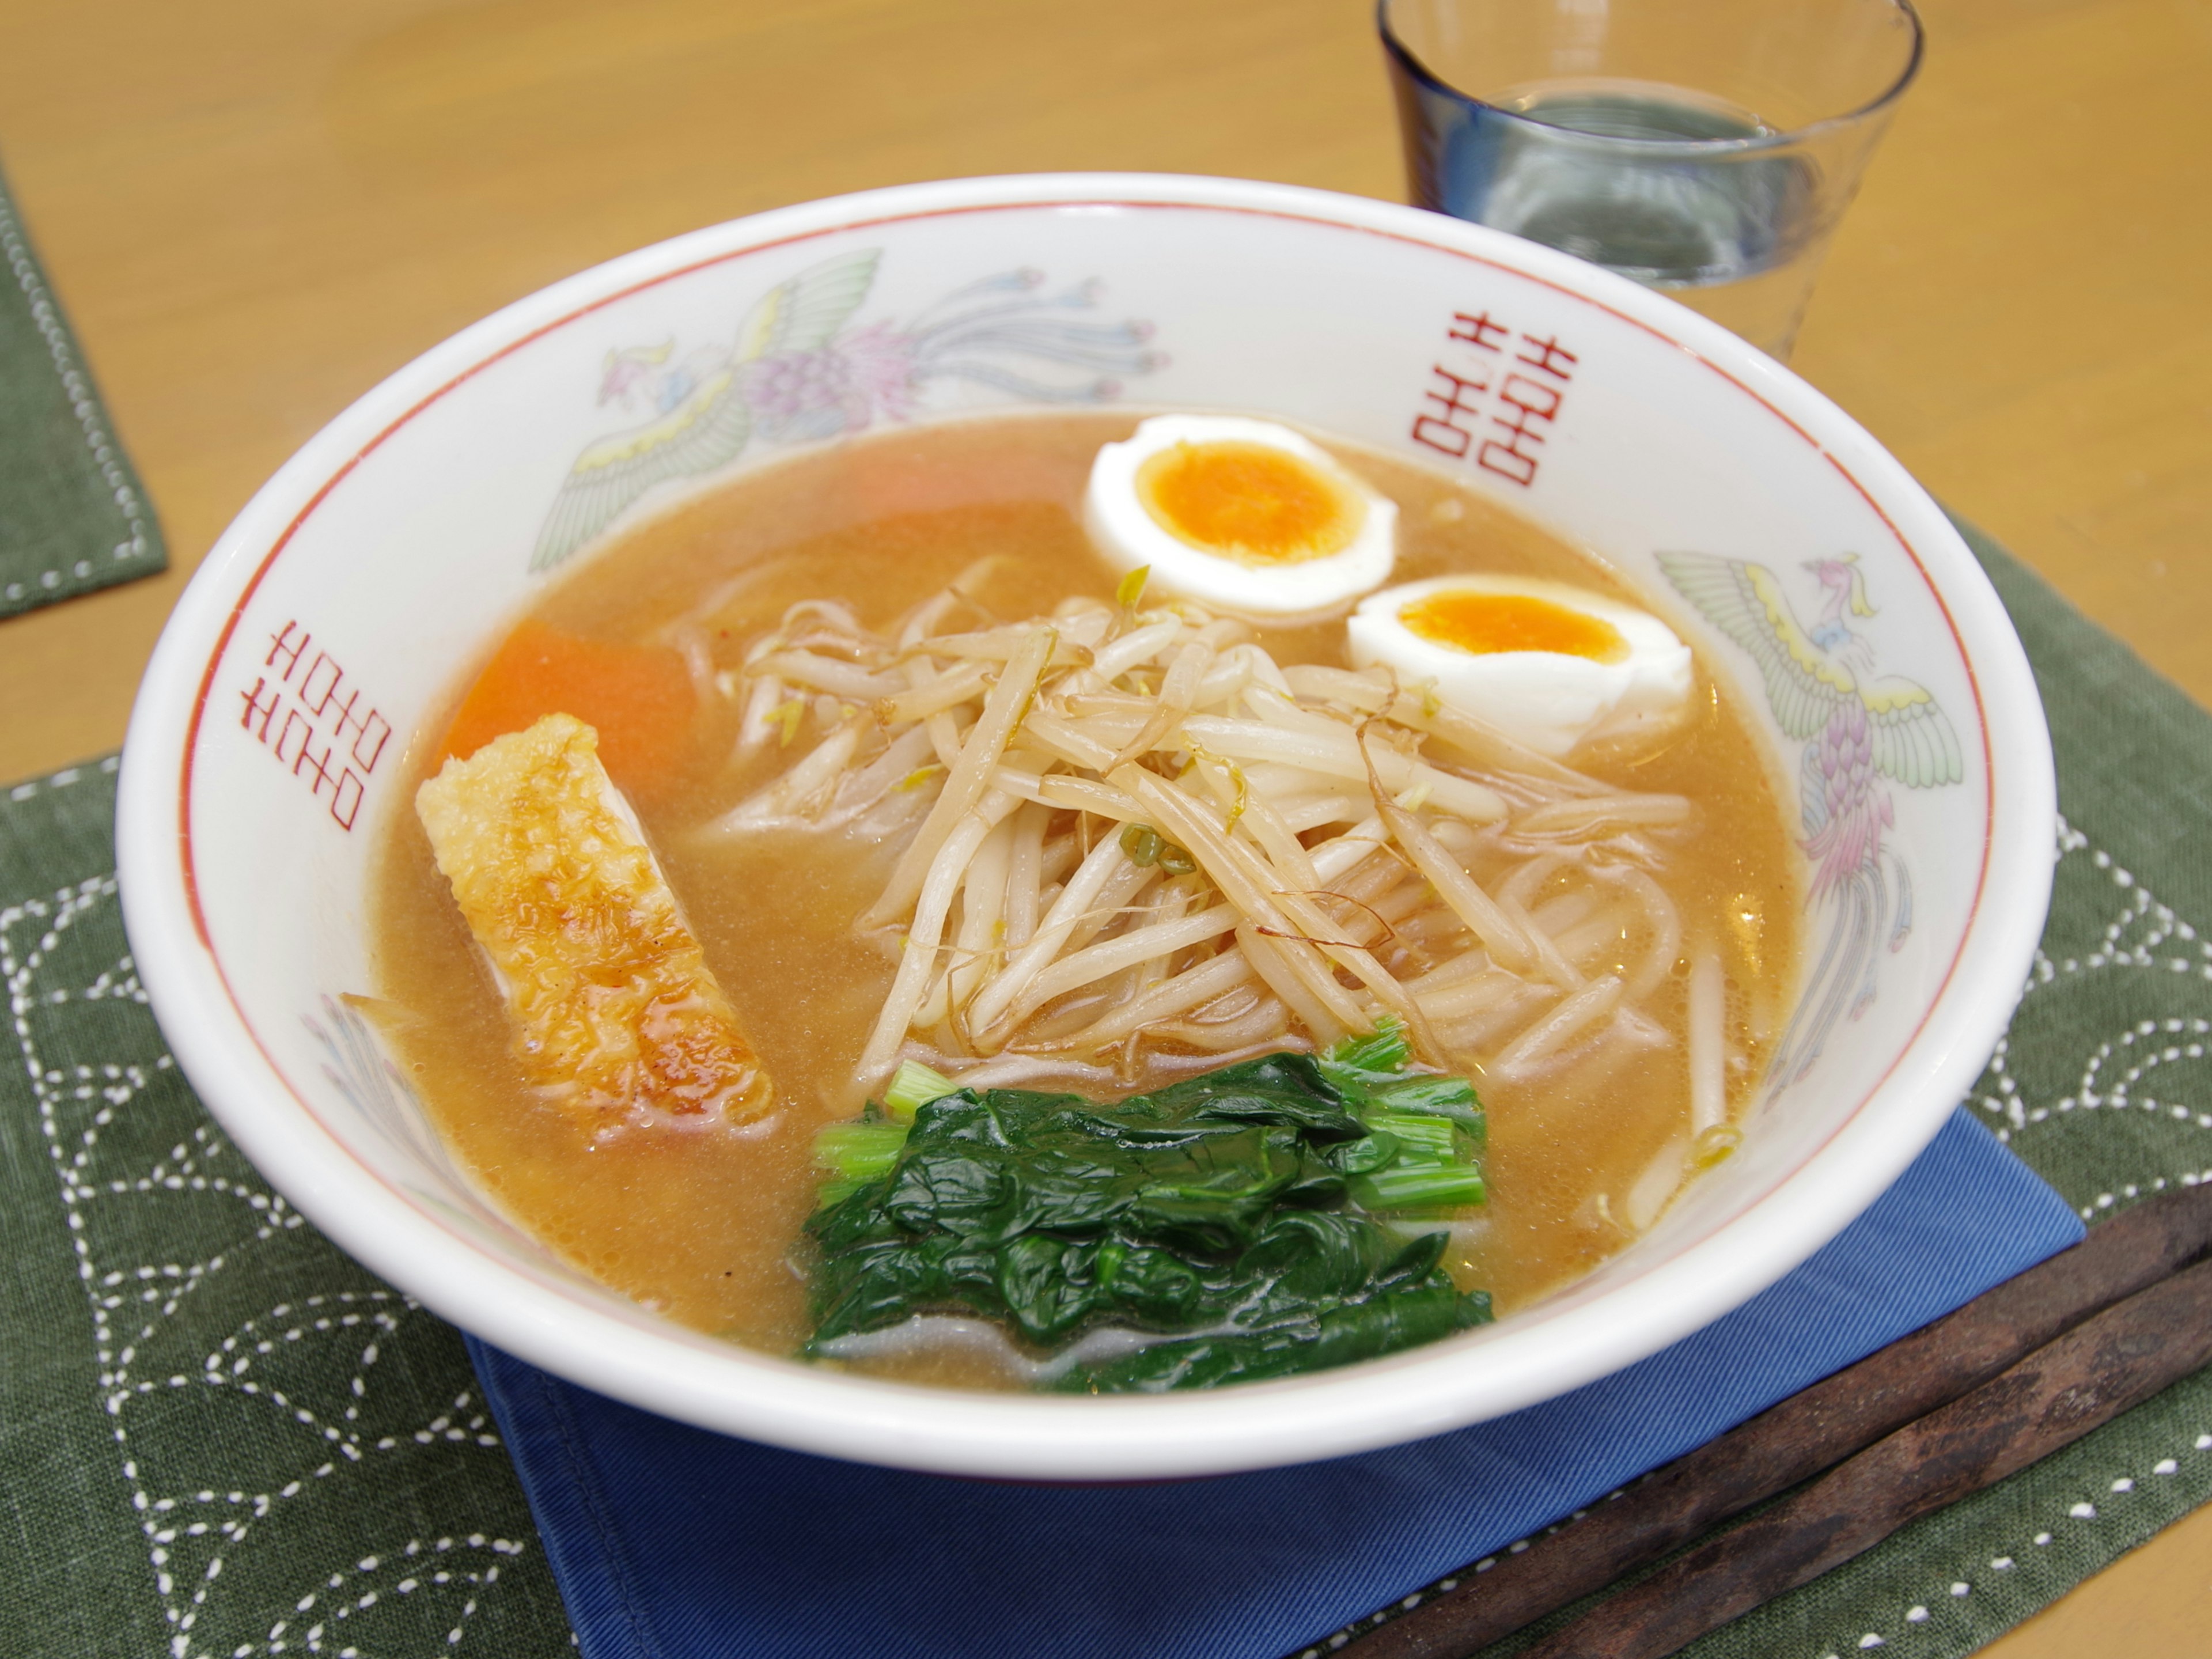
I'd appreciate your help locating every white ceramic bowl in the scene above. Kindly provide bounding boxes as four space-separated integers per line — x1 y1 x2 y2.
117 173 2053 1481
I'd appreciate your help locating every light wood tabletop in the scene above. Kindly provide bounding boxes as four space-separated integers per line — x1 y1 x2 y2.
1 0 2206 1650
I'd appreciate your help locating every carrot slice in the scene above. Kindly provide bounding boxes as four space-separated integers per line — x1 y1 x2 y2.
439 619 694 791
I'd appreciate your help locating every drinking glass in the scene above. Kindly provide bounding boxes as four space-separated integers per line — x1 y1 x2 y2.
1378 0 1922 358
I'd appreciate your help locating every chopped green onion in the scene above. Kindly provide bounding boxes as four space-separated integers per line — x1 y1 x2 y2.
1120 822 1163 866
882 1059 957 1122
1362 1111 1459 1161
1350 1164 1487 1212
1119 821 1194 876
814 1122 909 1182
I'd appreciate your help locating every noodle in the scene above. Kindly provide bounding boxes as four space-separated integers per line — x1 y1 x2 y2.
1059 948 1256 1048
1494 974 1624 1075
1003 802 1051 950
1688 947 1728 1134
1514 793 1695 838
865 627 1055 927
1236 923 1351 1051
855 789 1023 1082
1013 904 1241 1022
1152 995 1299 1051
967 832 1135 1040
737 672 789 756
883 659 993 724
945 813 1017 1016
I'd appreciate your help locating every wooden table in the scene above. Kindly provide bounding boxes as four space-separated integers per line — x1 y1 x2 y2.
1 0 2206 1648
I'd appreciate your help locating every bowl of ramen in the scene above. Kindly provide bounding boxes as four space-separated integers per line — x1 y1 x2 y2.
116 173 2053 1480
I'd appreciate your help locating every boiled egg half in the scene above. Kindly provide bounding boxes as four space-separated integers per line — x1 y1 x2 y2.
1347 575 1694 757
1084 415 1396 616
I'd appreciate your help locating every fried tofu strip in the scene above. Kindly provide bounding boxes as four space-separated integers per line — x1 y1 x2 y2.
415 712 772 1122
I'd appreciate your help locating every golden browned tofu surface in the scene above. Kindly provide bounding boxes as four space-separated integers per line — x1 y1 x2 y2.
415 712 772 1122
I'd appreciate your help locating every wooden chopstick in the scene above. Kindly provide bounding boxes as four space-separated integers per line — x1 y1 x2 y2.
1335 1184 2212 1659
1524 1256 2212 1658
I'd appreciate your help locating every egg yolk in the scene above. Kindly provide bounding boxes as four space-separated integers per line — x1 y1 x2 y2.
1135 441 1363 566
1398 590 1631 662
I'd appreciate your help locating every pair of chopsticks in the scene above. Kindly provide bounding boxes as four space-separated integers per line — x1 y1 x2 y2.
1328 1184 2212 1659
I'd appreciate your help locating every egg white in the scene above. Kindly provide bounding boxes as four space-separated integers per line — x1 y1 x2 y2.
1082 415 1397 616
1346 575 1694 757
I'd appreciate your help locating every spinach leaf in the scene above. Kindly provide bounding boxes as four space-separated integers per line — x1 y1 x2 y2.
803 1034 1492 1391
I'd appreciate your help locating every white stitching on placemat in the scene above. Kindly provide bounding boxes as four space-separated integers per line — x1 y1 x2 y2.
3 861 533 1655
1971 815 2212 1217
0 187 152 605
6 753 118 802
1815 1425 2211 1656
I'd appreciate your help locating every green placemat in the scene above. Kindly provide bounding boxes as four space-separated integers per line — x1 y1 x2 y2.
0 158 164 619
2 524 2206 1659
0 761 572 1656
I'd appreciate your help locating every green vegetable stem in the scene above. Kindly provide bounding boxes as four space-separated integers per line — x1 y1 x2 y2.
801 1022 1492 1392
882 1059 957 1122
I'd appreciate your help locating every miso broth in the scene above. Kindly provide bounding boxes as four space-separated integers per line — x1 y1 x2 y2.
369 412 1800 1386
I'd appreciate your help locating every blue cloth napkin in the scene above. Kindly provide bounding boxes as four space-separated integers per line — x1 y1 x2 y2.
467 1109 2084 1659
